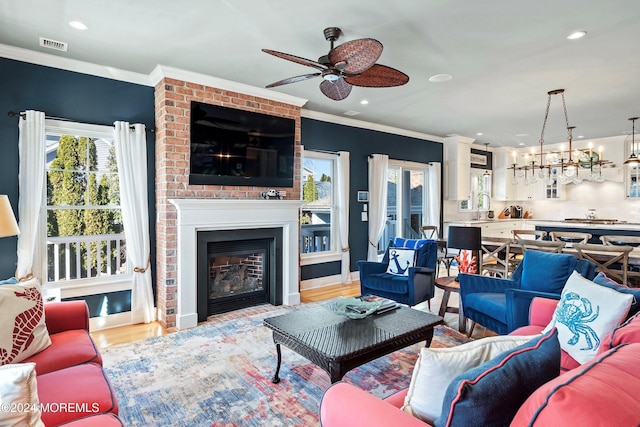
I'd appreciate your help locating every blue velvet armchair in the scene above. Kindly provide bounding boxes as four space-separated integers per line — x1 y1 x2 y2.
459 250 596 335
358 238 438 306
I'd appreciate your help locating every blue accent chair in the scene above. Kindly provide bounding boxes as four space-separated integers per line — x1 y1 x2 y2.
459 250 596 335
358 238 438 307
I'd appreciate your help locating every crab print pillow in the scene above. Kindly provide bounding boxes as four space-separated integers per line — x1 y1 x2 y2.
0 278 51 365
543 271 633 364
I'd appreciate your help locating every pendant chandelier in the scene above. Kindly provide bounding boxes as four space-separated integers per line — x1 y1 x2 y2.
509 89 611 185
624 117 639 166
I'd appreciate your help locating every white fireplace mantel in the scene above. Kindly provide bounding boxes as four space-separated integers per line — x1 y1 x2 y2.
169 199 304 329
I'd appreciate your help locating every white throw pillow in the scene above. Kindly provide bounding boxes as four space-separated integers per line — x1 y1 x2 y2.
386 248 415 276
0 362 45 427
401 334 538 424
543 271 633 364
0 278 51 365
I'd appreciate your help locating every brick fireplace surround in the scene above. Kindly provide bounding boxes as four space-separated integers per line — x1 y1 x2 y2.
153 67 307 329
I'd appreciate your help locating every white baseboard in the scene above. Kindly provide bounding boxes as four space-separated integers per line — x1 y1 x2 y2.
89 311 132 331
300 271 360 291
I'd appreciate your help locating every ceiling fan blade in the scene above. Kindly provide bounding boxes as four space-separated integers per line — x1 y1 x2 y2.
266 73 321 88
344 64 410 87
262 49 327 71
328 38 383 74
319 78 352 101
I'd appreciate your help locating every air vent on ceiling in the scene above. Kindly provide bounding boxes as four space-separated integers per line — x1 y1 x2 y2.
39 37 68 52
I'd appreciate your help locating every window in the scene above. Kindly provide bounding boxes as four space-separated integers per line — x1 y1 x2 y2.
300 151 336 258
380 160 435 251
460 170 491 211
40 120 129 293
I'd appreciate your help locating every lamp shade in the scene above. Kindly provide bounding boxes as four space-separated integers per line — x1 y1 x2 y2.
447 226 482 251
0 195 20 238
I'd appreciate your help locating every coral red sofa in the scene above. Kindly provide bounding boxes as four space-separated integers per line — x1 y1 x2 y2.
19 301 121 427
319 297 640 426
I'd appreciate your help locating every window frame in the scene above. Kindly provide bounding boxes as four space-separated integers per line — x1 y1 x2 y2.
460 169 492 212
36 119 132 298
300 149 340 266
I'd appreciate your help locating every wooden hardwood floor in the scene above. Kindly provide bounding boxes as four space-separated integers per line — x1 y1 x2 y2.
91 279 493 350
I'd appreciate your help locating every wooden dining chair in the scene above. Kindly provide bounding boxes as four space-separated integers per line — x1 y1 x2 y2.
550 231 592 245
600 235 640 286
481 238 511 278
420 225 456 277
509 229 548 270
512 229 547 241
572 243 633 286
600 235 640 247
515 238 565 253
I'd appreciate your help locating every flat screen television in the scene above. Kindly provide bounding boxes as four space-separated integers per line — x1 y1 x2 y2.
189 101 295 187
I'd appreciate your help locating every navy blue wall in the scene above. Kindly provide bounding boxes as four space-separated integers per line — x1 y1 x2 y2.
300 118 443 280
0 58 155 314
0 56 444 303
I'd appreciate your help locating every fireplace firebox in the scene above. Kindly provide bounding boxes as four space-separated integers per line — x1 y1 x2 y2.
196 228 283 320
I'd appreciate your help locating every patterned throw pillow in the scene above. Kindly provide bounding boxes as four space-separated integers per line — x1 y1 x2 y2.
386 248 415 276
543 271 633 364
435 329 560 427
0 278 51 365
402 334 539 424
0 362 44 426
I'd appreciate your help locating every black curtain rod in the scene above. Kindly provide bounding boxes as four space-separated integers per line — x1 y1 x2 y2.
7 111 155 133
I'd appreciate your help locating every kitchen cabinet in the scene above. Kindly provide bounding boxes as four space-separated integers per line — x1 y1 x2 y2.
444 135 474 200
444 220 534 239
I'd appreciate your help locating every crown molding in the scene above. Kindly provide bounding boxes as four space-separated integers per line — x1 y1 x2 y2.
0 43 152 86
150 65 308 107
300 109 444 143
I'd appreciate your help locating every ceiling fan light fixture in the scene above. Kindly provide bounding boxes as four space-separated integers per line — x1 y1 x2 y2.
322 69 341 82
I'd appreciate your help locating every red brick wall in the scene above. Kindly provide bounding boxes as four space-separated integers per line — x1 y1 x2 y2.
154 78 301 328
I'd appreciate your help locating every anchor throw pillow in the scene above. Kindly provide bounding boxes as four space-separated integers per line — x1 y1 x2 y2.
386 248 416 276
0 278 51 366
543 271 633 364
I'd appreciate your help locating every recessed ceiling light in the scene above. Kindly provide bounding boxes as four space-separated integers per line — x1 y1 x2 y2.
429 74 453 83
567 30 586 40
518 142 525 146
577 135 584 139
360 99 369 105
69 21 88 30
343 110 360 116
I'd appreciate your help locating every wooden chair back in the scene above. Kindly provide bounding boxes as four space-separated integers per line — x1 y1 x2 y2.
600 235 640 247
512 229 547 241
550 231 592 244
420 225 439 239
515 238 565 253
572 243 633 285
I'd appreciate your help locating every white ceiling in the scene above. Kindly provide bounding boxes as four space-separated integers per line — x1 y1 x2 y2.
1 0 639 148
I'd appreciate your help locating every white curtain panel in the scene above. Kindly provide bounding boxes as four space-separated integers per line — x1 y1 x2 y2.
114 122 155 324
16 110 45 280
367 154 389 261
336 151 352 283
427 162 442 234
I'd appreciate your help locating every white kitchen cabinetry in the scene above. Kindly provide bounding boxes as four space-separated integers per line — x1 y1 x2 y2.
444 220 534 239
444 135 474 200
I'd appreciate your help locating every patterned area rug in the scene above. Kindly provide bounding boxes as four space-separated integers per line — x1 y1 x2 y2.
102 302 469 426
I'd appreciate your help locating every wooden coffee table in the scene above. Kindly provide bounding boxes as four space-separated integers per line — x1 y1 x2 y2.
263 304 443 384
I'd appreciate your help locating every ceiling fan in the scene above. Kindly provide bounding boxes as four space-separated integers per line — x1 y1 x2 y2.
262 27 409 101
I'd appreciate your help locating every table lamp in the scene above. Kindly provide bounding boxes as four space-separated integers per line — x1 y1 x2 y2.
447 226 481 279
0 195 20 238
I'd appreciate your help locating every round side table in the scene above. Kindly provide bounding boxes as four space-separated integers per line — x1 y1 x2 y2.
434 276 466 333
